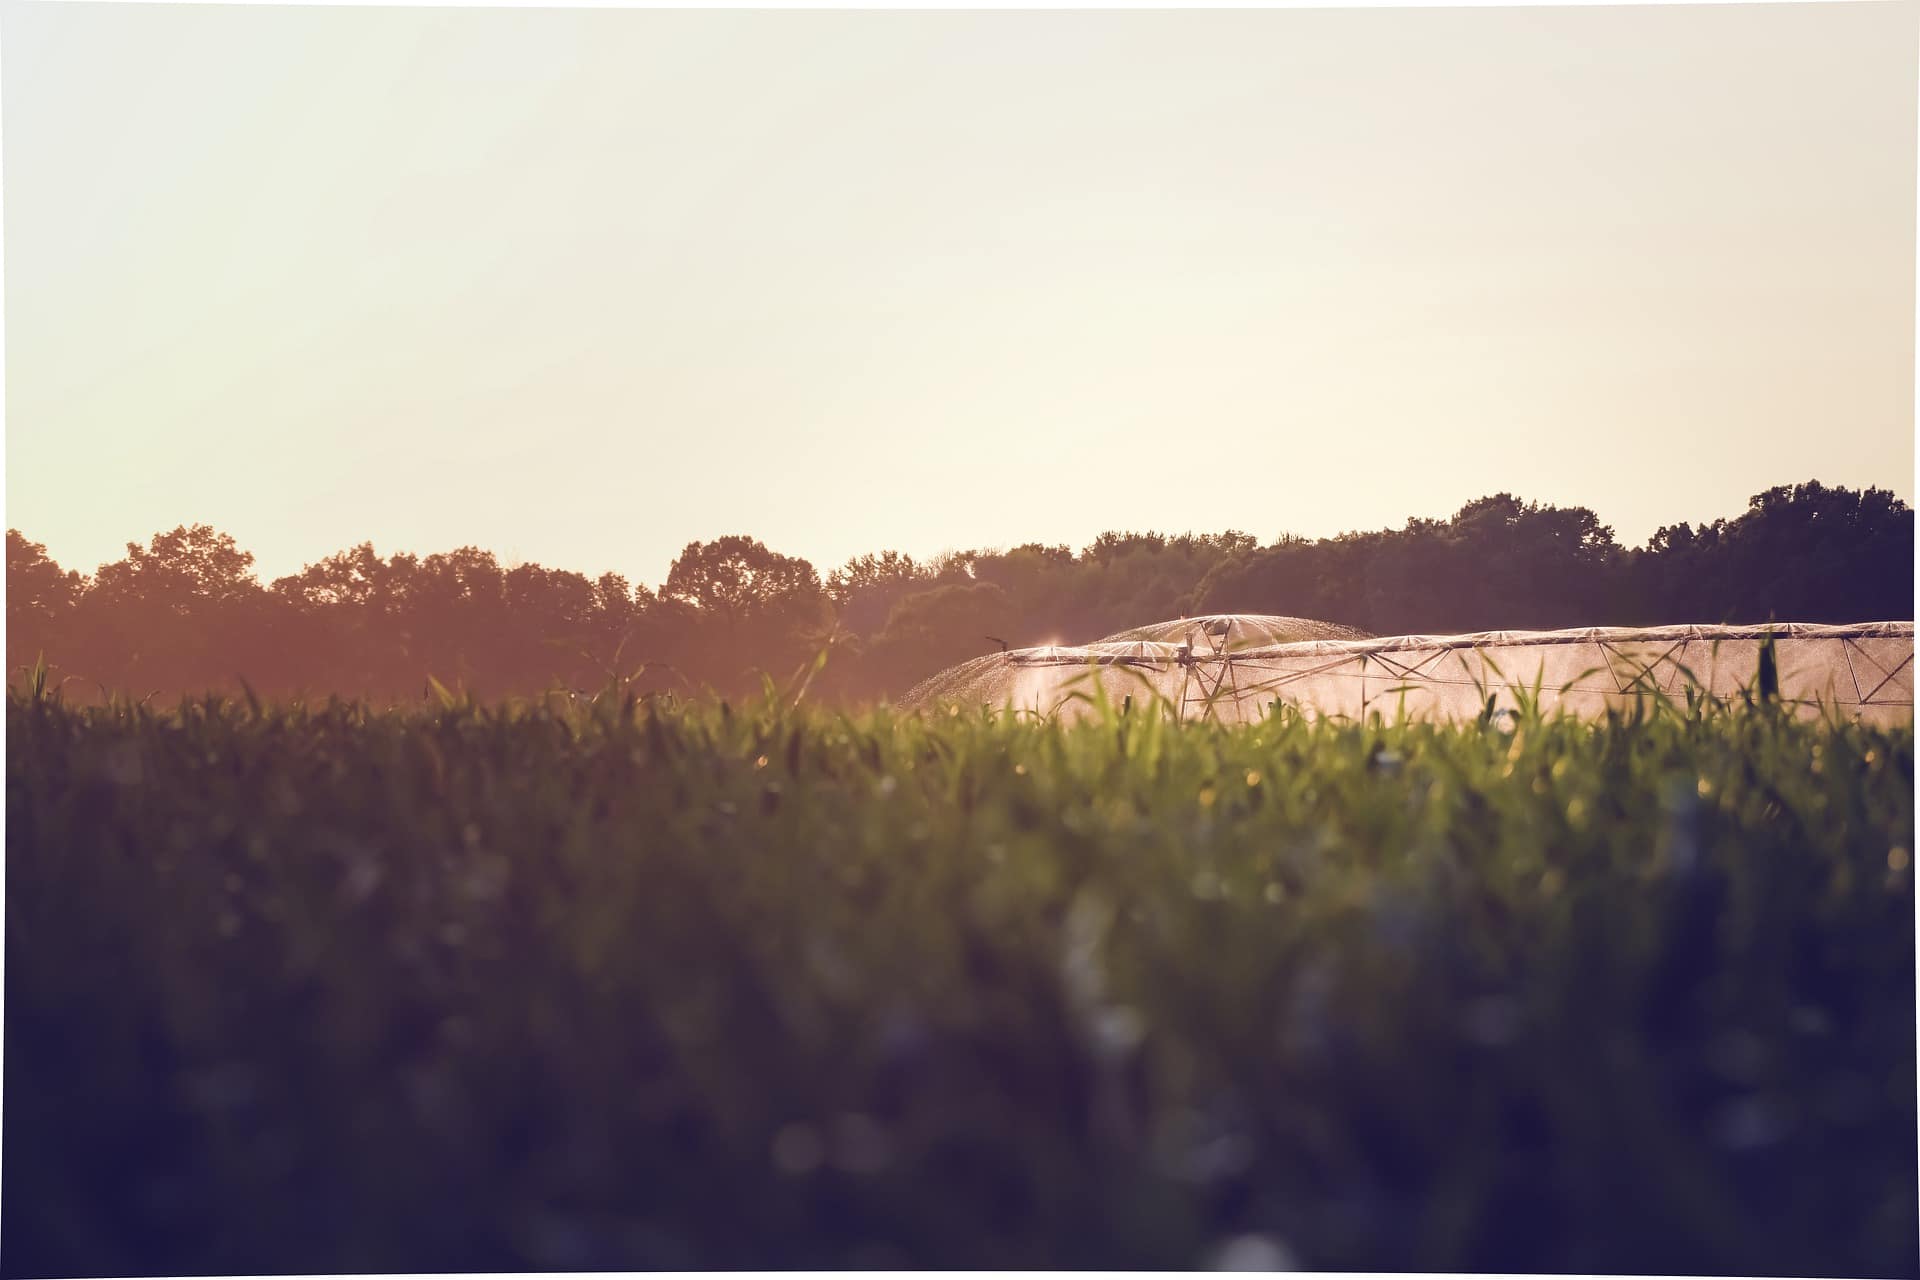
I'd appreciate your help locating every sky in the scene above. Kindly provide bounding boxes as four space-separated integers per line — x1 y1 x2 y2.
4 1 1915 591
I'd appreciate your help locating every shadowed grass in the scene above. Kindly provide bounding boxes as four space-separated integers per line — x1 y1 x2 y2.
4 685 1914 1274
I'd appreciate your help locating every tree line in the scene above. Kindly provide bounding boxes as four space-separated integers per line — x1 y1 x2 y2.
7 480 1911 705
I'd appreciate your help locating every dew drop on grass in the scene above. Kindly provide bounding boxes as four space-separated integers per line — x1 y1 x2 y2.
344 860 383 903
771 1123 825 1175
830 1113 892 1174
1815 1071 1874 1125
1207 1232 1300 1271
185 1062 260 1112
1092 1005 1146 1056
519 1211 595 1268
1460 996 1519 1047
1789 1005 1832 1037
1711 1094 1792 1151
1706 1030 1768 1083
104 741 144 786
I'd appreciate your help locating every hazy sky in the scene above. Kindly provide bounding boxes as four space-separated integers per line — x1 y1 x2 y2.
5 1 1914 590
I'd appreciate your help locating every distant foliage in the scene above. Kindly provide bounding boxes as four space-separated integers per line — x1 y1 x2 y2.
5 482 1911 703
1190 483 1912 635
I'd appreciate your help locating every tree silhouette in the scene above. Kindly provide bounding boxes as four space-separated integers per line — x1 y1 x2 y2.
91 525 260 610
5 480 1911 704
663 536 829 693
62 526 273 695
827 550 931 636
7 531 81 627
6 531 83 682
1633 482 1913 624
865 581 1017 692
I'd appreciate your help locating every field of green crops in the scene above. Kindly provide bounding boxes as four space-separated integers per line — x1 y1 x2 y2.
5 685 1915 1275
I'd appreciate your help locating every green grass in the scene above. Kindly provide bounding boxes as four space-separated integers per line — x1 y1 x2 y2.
5 685 1914 1274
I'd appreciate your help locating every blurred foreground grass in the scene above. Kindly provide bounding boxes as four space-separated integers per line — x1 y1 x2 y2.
4 687 1915 1274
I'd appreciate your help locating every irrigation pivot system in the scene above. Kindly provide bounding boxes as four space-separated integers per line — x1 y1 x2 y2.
903 615 1916 725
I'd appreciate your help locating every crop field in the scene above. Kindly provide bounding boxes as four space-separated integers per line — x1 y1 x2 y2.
4 684 1915 1275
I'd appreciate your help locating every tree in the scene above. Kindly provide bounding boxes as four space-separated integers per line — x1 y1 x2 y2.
1631 481 1913 624
665 537 822 623
10 478 1907 704
91 525 261 610
1443 494 1622 629
663 537 829 693
827 551 930 637
864 581 1017 693
6 531 84 680
78 526 273 696
7 531 83 628
272 542 405 609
